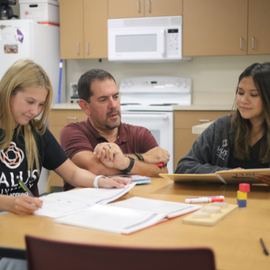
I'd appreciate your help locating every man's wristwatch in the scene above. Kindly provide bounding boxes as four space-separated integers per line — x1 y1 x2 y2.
120 156 135 174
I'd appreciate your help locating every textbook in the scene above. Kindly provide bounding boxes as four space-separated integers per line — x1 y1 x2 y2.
54 197 202 234
34 183 136 218
160 168 270 184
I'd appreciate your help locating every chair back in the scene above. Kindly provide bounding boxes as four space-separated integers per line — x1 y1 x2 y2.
25 234 216 270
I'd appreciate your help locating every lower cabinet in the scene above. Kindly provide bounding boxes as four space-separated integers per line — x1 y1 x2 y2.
47 109 87 191
174 110 231 171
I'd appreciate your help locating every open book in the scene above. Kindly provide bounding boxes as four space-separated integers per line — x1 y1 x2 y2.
34 183 136 218
54 197 202 234
160 168 270 184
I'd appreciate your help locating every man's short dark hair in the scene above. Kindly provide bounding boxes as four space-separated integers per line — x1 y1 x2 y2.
77 69 116 103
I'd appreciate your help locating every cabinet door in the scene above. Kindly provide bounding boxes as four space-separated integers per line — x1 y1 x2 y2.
84 0 108 58
144 0 182 17
183 0 248 56
248 0 270 55
48 110 88 189
59 0 84 59
174 111 231 170
108 0 145 18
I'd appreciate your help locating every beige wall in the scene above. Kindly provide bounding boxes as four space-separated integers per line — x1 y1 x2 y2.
65 55 270 105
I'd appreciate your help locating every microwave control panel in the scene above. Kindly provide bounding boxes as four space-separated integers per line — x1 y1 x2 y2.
167 29 179 56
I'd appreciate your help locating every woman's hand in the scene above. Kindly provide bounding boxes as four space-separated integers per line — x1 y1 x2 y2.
256 174 270 186
98 176 132 188
9 194 43 215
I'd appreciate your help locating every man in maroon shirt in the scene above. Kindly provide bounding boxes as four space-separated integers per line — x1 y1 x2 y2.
60 69 170 190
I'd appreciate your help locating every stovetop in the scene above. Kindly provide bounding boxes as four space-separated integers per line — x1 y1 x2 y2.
119 76 192 110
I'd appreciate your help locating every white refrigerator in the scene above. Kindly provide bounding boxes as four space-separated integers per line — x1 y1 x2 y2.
0 19 61 194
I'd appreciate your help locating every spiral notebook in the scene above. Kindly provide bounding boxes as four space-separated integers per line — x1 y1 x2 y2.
54 197 201 234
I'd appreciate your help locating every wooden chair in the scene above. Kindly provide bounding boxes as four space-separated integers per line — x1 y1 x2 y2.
25 234 216 270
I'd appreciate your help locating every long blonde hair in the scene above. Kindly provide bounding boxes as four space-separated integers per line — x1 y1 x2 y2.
0 59 53 174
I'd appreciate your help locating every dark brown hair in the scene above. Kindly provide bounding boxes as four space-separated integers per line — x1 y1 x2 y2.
231 62 270 162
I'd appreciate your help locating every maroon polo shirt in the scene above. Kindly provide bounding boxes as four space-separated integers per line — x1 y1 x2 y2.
60 118 157 190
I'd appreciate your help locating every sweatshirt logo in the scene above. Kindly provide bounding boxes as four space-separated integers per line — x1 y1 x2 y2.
0 142 25 169
222 139 228 147
217 146 228 160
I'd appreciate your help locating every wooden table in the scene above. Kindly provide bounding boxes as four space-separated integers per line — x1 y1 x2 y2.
1 177 270 270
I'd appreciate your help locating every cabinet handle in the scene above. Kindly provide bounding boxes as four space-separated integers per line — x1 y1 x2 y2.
67 117 78 120
199 119 211 123
148 0 151 12
252 37 255 50
240 37 243 50
77 43 80 55
87 42 89 55
137 0 140 13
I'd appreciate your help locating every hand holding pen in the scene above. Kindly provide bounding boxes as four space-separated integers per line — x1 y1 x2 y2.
9 179 43 215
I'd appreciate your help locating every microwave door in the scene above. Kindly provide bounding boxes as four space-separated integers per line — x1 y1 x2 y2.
108 28 166 61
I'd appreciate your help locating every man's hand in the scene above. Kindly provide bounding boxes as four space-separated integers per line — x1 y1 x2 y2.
93 143 130 170
141 147 170 165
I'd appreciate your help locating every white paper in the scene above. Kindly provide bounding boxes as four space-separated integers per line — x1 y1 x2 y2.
54 204 167 234
110 197 202 218
34 183 136 218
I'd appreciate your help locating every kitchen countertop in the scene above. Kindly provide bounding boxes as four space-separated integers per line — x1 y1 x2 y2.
51 103 233 111
192 121 213 134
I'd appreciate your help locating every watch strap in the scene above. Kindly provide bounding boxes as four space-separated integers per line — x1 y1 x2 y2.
120 156 135 174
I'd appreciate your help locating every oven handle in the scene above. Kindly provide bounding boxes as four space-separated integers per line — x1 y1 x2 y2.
122 114 168 119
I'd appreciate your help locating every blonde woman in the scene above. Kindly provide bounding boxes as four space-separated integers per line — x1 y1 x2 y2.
0 59 131 215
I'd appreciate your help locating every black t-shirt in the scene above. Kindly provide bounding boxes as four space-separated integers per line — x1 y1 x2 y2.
228 138 268 169
0 126 68 196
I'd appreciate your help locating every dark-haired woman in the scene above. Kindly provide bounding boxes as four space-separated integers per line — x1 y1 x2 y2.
175 62 270 185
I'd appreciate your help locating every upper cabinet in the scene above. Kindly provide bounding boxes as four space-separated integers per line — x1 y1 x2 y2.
59 0 107 59
183 0 248 56
183 0 270 57
108 0 182 19
248 0 270 55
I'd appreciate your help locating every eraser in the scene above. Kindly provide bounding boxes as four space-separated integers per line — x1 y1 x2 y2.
192 211 211 219
202 206 221 214
239 183 250 193
211 202 229 209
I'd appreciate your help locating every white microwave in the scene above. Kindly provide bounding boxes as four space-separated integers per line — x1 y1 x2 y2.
108 16 191 62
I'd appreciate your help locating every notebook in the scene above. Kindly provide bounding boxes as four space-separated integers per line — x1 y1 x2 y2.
34 183 136 218
109 174 151 185
54 197 202 234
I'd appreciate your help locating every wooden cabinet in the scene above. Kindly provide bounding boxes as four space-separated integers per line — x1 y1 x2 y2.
183 0 270 57
248 0 270 55
183 0 248 56
59 0 107 59
108 0 182 19
174 111 231 170
48 110 87 190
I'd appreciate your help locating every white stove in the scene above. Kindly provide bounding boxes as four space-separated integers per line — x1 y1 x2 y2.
119 76 192 173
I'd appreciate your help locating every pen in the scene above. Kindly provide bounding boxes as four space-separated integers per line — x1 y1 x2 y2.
260 238 269 256
185 196 224 203
18 179 34 197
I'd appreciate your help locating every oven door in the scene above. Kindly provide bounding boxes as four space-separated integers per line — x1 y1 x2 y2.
121 111 174 174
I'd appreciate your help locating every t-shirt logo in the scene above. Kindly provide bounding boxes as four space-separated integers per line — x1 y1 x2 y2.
0 142 25 169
